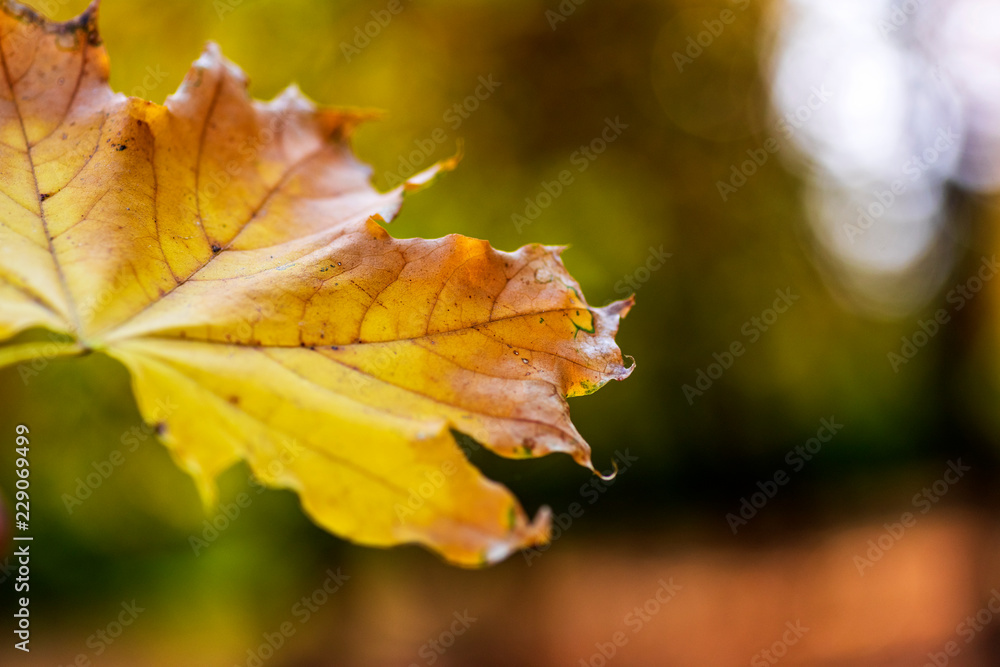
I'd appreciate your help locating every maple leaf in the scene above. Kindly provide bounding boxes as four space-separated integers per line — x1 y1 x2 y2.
0 1 633 566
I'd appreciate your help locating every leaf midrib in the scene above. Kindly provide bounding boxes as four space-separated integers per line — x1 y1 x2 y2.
0 20 85 334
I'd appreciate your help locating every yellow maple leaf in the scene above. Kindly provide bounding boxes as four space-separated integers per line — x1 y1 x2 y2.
0 1 633 566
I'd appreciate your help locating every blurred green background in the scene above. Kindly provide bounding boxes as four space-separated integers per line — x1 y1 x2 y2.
3 0 1000 665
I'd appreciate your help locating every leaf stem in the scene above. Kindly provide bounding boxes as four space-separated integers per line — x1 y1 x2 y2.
0 340 87 372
